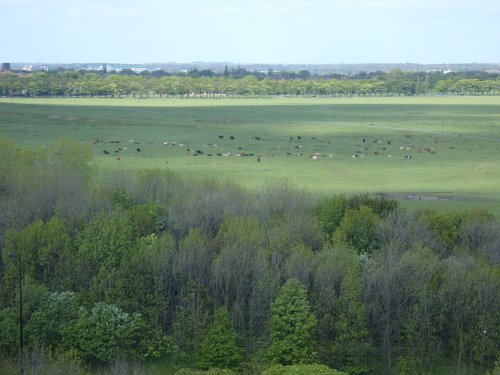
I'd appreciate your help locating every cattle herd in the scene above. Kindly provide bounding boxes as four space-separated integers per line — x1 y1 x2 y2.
93 132 443 162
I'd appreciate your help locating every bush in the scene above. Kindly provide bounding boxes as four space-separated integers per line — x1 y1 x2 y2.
262 364 346 375
176 369 236 375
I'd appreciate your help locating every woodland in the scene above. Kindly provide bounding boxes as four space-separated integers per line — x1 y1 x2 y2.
0 137 499 374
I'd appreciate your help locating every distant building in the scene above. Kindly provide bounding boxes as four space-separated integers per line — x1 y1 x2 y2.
129 67 148 73
1 63 11 72
84 65 103 71
40 65 49 72
106 65 122 72
23 64 33 71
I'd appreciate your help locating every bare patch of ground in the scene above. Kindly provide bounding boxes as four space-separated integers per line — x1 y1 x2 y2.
375 192 457 201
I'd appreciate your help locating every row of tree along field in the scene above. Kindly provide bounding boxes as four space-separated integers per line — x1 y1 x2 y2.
0 137 499 375
0 69 499 98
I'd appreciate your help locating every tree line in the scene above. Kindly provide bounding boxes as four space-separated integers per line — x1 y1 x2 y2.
0 69 499 98
0 137 499 374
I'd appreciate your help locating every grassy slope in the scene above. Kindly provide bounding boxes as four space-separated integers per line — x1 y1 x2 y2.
1 96 499 215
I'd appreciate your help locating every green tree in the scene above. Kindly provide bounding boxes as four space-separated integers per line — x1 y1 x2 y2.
60 302 130 364
117 313 170 362
195 308 243 371
129 202 168 238
268 278 317 365
314 246 373 374
24 291 78 350
75 210 134 299
313 195 348 239
333 205 380 254
171 282 211 362
0 308 18 356
263 364 346 375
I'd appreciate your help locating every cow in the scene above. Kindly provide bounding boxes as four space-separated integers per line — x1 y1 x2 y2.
137 148 141 152
102 150 110 154
229 136 235 140
255 136 261 141
219 135 224 139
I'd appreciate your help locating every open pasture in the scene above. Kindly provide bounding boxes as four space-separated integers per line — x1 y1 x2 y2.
1 96 500 215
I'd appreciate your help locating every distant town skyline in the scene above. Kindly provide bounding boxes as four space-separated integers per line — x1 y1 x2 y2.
1 0 499 64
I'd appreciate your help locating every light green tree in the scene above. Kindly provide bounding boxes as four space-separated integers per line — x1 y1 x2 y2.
333 205 380 254
268 278 317 365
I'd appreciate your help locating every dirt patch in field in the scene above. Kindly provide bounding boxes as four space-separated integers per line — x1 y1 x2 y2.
376 193 457 201
48 115 60 119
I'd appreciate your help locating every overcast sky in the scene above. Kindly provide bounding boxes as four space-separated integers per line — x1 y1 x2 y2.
1 0 499 64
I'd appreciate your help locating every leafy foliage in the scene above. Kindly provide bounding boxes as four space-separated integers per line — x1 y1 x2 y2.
333 205 380 254
195 308 243 371
60 302 130 363
268 279 317 365
262 364 346 375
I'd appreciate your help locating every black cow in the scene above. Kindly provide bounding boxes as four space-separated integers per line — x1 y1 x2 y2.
219 135 224 139
229 136 235 140
137 148 141 152
102 150 110 155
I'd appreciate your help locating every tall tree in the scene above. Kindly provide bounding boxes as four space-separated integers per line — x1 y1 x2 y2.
195 308 243 371
268 278 317 365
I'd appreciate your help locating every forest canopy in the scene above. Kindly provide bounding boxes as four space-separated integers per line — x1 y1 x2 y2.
0 137 499 374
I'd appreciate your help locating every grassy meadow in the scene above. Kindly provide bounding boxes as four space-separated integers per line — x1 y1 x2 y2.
1 95 499 215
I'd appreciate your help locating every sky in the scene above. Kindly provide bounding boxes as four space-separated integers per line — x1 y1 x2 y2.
1 0 499 64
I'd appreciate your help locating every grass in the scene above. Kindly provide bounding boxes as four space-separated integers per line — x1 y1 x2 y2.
1 96 499 215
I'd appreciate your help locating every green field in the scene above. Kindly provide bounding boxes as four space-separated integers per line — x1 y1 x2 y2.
1 96 500 215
